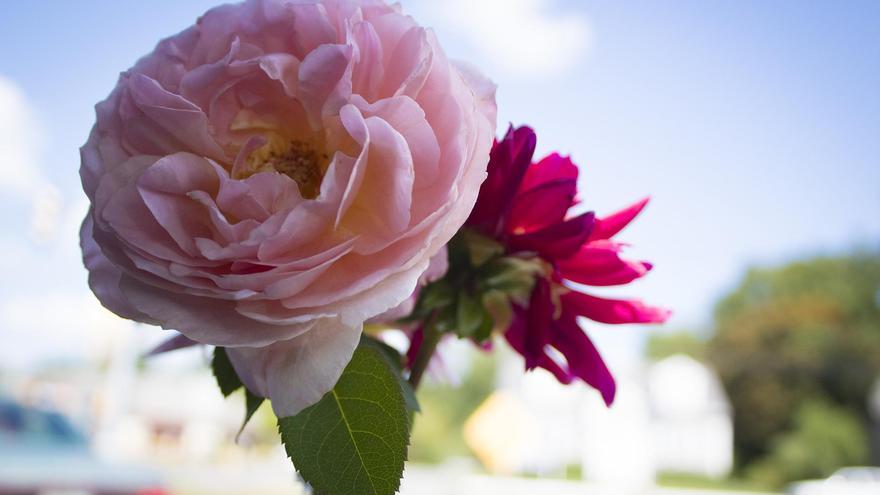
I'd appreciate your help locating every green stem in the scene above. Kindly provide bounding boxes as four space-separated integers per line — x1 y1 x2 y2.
407 313 442 390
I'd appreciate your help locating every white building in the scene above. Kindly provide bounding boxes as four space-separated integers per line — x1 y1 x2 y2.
647 354 733 478
467 350 734 485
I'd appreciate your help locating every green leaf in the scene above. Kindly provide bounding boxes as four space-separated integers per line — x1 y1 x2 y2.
278 342 410 495
212 347 243 397
360 336 420 413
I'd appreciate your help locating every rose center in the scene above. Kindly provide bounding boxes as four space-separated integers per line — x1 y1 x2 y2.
241 135 328 200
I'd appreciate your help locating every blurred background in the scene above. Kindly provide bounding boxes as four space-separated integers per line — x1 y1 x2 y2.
1 1 878 494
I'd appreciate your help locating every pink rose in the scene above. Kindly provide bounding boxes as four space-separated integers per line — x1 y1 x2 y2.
80 0 496 416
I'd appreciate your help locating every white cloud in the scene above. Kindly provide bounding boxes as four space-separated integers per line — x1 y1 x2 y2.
0 76 65 244
424 0 592 78
0 76 44 195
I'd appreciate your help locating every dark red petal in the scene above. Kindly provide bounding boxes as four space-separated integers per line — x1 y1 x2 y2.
558 240 653 286
520 153 579 192
467 126 537 235
561 291 671 325
589 197 650 241
405 326 425 369
504 310 573 384
551 312 616 405
507 211 595 260
523 278 555 369
506 178 577 235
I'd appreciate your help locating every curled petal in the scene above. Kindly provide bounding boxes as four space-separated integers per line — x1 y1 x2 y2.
504 312 573 385
520 153 578 193
561 291 671 325
507 211 595 260
506 178 577 235
551 312 616 405
467 126 536 235
558 240 653 286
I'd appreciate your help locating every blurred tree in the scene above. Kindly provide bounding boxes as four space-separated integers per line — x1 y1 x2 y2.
747 400 869 487
646 330 707 361
707 252 880 482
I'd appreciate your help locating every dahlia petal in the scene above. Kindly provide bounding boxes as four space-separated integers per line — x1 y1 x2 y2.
504 312 573 384
520 153 579 193
561 291 671 325
590 197 650 241
467 126 536 234
506 178 577 235
524 278 555 369
551 313 616 405
225 317 361 418
507 211 595 260
558 240 653 286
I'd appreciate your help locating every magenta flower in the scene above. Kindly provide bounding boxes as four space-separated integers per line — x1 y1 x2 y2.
467 126 669 405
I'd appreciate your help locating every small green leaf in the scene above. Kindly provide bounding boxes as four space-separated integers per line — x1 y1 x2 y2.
278 342 410 495
236 390 265 441
455 291 486 338
212 347 243 397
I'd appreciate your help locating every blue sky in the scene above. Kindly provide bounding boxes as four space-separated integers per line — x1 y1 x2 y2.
1 0 878 369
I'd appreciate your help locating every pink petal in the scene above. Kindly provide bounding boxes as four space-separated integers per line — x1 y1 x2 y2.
225 317 361 418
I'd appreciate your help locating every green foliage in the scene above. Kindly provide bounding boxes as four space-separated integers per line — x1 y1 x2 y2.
278 341 410 495
747 401 869 488
409 350 498 463
646 330 707 361
656 472 772 492
706 252 880 480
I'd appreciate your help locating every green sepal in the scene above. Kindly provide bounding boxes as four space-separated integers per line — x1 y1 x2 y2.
458 228 505 267
455 290 487 338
